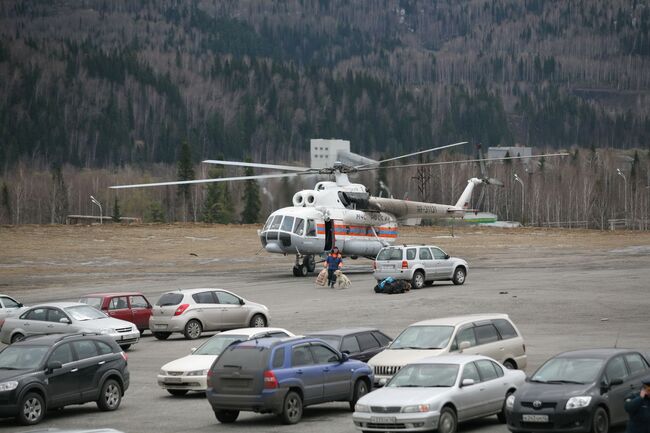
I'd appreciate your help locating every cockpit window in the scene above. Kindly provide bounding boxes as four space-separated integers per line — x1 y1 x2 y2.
270 215 283 230
263 216 273 231
281 216 294 232
306 219 317 237
293 219 305 236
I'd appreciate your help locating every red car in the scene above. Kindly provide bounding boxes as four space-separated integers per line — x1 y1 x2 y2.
79 292 153 332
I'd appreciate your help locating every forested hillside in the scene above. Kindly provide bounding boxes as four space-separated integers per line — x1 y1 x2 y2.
1 0 649 170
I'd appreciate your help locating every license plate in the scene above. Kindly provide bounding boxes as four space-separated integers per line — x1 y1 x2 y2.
370 416 396 423
164 377 182 383
154 324 167 329
522 414 549 422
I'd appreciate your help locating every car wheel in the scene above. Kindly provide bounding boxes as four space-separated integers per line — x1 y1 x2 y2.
503 359 516 370
438 407 457 433
349 379 369 411
97 379 122 411
119 344 131 351
215 409 239 423
452 268 466 285
411 271 425 289
279 390 303 424
17 392 45 425
250 314 267 328
166 389 188 396
153 332 171 340
591 407 609 433
11 333 24 344
497 391 514 423
183 319 202 340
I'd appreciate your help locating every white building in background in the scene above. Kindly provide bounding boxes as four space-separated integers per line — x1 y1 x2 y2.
310 139 376 168
488 146 532 160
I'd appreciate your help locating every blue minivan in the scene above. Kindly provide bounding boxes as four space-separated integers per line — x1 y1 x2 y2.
206 336 374 424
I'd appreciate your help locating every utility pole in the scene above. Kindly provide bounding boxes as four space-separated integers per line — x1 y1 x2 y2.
514 173 524 225
90 195 103 224
616 169 627 228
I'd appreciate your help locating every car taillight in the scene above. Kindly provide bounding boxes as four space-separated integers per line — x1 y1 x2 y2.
174 304 190 316
523 343 526 353
207 369 213 388
402 260 408 269
373 261 376 270
263 370 278 389
120 351 128 362
0 319 4 329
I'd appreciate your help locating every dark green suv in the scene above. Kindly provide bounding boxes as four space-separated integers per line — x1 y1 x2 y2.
0 333 129 425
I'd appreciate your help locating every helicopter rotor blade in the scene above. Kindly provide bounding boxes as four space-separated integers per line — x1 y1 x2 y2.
355 152 569 172
354 141 468 168
110 172 301 189
202 159 311 172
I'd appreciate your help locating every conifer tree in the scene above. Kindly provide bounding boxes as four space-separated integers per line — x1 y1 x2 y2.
241 166 261 223
1 182 11 223
176 140 195 222
217 184 234 224
202 169 222 223
111 196 121 222
50 165 68 224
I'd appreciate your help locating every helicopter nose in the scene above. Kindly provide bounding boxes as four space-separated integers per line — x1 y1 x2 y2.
265 242 283 253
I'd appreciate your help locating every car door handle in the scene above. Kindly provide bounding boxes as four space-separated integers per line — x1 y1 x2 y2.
479 388 485 391
296 370 303 375
70 368 78 373
47 325 54 328
323 368 330 372
195 309 202 312
98 361 106 365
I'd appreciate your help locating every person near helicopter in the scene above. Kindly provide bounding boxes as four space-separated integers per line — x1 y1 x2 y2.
325 247 343 288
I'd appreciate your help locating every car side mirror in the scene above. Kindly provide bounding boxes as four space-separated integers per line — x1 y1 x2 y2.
458 341 471 352
445 254 450 259
47 361 62 372
239 299 245 305
59 317 71 324
342 350 350 355
17 303 23 308
609 378 623 387
340 352 349 362
461 378 475 387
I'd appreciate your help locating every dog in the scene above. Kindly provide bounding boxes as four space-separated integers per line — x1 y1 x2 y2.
334 269 351 289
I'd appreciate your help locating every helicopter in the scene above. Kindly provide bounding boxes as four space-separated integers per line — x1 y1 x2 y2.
111 141 566 276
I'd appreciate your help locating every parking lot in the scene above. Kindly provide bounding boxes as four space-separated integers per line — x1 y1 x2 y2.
0 225 648 432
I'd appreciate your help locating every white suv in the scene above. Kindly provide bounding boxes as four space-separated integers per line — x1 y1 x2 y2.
374 245 468 289
368 314 527 386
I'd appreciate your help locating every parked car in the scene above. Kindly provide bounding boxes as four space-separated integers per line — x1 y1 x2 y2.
368 314 527 386
353 355 526 433
306 327 392 362
79 292 152 333
505 348 650 433
206 336 373 425
0 333 129 425
149 288 270 340
158 327 294 396
374 245 469 289
0 302 140 350
0 294 26 325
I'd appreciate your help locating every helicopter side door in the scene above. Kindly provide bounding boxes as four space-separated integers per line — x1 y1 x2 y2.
324 220 335 251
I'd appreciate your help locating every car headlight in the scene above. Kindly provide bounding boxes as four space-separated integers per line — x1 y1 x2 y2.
0 381 18 392
100 328 116 335
506 394 516 409
566 396 591 410
402 404 432 413
186 369 208 376
354 403 370 412
159 369 167 376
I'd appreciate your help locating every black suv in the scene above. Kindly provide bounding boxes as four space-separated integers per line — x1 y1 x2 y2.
0 333 129 425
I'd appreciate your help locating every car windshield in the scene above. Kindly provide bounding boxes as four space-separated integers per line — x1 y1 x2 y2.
387 363 459 388
78 297 103 310
531 357 604 384
156 293 183 306
0 345 49 370
194 335 247 356
377 248 402 261
64 305 106 321
390 326 454 350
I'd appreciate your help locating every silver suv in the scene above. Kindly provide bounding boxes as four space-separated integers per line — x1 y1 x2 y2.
374 245 468 289
149 288 270 340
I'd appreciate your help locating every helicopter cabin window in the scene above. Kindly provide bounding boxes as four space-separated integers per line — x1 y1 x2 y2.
270 215 283 230
306 219 317 237
293 218 305 236
281 216 294 232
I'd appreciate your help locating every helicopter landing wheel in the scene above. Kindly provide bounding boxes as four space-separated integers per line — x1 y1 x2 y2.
305 255 316 273
292 265 308 277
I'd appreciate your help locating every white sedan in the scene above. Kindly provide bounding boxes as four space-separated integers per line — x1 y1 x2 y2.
157 327 295 395
353 355 525 433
